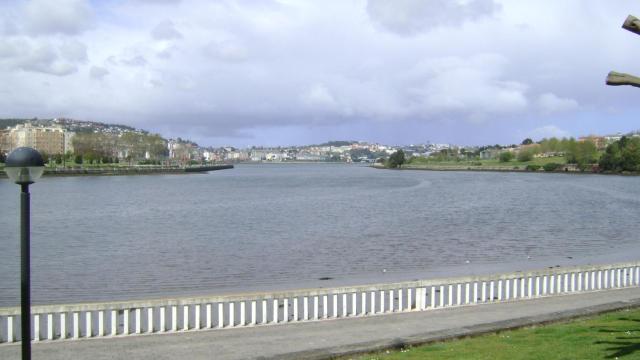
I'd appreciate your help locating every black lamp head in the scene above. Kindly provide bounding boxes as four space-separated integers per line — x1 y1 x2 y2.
5 147 45 184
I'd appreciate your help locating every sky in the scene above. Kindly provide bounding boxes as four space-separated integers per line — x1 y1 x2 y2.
1 0 640 147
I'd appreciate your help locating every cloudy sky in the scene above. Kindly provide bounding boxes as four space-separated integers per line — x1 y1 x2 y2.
1 0 639 147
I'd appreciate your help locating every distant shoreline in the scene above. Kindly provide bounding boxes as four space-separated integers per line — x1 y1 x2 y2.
0 164 233 178
372 163 639 176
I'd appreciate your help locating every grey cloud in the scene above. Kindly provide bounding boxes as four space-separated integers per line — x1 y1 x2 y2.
60 40 88 63
89 66 109 80
1 20 18 36
17 45 77 76
3 1 635 147
106 56 118 66
24 0 94 36
151 20 182 40
367 0 500 35
0 39 22 58
156 45 177 59
0 39 76 76
121 56 148 67
148 79 163 88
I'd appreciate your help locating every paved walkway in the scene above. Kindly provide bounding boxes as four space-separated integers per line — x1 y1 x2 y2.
2 288 640 360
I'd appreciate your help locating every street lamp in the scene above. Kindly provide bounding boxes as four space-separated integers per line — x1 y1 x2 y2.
4 147 44 360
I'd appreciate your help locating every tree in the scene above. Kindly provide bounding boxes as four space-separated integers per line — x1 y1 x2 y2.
387 150 406 168
601 136 640 172
0 152 5 163
566 140 597 167
499 151 514 162
522 138 533 145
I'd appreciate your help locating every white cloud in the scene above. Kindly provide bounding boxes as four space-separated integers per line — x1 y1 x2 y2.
407 54 528 120
203 40 249 63
301 84 338 109
137 0 182 4
530 125 570 140
537 93 579 114
367 0 500 35
1 1 638 146
151 20 183 40
24 0 94 36
155 43 178 59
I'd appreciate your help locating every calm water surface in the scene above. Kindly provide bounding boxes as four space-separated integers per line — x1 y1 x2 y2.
1 164 639 306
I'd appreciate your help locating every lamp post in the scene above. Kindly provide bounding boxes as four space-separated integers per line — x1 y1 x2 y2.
4 147 44 360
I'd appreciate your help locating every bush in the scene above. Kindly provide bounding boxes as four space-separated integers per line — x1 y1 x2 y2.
499 152 514 162
525 164 541 171
517 149 534 162
75 155 83 164
543 162 562 172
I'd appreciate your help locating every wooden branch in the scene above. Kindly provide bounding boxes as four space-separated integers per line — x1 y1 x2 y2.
606 71 640 88
622 15 640 36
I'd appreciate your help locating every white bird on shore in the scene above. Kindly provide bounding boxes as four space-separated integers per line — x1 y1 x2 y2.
382 269 387 273
465 260 470 264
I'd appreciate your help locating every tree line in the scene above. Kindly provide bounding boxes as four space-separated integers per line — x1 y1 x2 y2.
72 132 168 164
505 138 598 168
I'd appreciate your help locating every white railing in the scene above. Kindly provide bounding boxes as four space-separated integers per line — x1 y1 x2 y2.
0 262 638 343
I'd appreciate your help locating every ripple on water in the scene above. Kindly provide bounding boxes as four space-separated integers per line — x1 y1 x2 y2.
0 164 639 306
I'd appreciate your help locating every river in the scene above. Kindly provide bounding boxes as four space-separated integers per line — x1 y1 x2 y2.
0 164 638 306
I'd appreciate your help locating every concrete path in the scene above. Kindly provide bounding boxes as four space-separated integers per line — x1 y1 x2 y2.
3 288 640 360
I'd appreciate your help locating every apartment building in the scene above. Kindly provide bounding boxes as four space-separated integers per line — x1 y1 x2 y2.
3 123 73 155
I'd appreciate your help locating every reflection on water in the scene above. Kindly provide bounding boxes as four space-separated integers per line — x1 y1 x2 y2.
0 164 639 306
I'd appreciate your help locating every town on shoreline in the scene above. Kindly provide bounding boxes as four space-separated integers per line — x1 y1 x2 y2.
1 118 639 176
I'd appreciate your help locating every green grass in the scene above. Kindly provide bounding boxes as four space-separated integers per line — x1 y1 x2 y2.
405 156 566 170
348 308 640 360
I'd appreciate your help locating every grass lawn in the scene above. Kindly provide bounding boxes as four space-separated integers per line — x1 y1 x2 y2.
405 156 566 170
349 307 640 360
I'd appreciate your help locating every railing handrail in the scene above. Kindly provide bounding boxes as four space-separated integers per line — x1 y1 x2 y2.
1 261 636 316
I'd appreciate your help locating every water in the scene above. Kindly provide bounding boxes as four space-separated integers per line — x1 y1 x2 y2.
0 164 639 306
